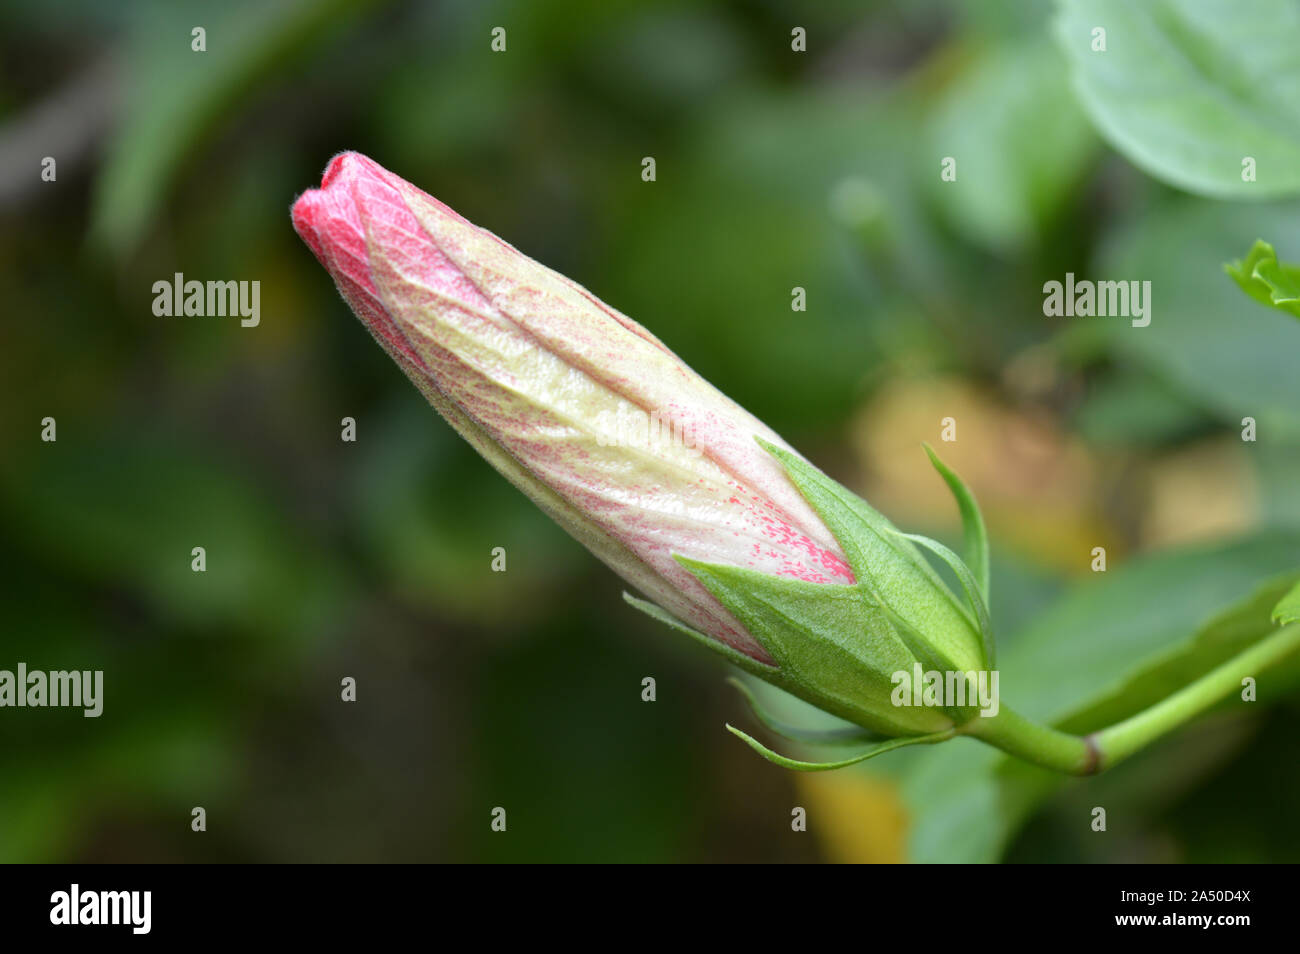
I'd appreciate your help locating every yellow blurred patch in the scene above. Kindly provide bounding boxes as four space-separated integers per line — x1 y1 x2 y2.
1140 439 1257 547
848 376 1119 573
797 771 908 864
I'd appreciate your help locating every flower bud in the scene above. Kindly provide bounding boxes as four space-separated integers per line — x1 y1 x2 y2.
292 152 986 743
292 153 859 660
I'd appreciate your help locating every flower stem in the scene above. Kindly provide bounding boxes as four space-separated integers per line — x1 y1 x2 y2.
961 704 1097 774
1092 623 1300 769
962 623 1300 775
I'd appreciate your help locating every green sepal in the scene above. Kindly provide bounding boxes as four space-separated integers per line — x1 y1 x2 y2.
922 443 991 603
725 723 954 772
875 601 983 725
755 437 985 673
1272 579 1300 626
726 677 886 748
675 557 953 737
890 529 995 668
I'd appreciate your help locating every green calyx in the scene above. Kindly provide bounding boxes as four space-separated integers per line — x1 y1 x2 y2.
625 440 998 769
673 558 954 738
756 439 992 673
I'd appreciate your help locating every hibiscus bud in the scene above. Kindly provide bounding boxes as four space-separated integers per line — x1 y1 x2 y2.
292 152 987 744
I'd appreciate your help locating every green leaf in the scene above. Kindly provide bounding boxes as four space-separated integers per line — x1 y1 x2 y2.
1055 571 1300 735
1007 542 1300 728
1226 239 1300 319
1273 580 1300 625
755 438 986 673
1093 199 1300 437
925 35 1098 253
1054 0 1300 198
725 724 953 772
91 0 381 254
922 443 990 603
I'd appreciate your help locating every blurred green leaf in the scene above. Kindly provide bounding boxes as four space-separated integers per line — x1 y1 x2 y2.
1055 0 1300 198
1055 571 1300 734
1226 239 1300 319
1002 536 1300 725
1274 580 1300 625
457 617 702 863
91 0 382 254
0 434 349 643
0 557 241 862
600 91 929 432
1093 198 1300 437
1073 366 1213 446
925 36 1097 253
1257 444 1300 531
350 400 581 624
883 531 1300 862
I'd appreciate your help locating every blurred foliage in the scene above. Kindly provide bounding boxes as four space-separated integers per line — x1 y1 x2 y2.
1 0 1298 862
1055 0 1300 199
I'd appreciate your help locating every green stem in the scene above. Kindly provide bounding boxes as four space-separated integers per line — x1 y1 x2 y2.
1093 623 1300 768
963 623 1300 775
961 704 1097 774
